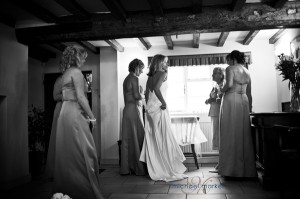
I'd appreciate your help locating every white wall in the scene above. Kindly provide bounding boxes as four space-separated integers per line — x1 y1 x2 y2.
100 47 119 164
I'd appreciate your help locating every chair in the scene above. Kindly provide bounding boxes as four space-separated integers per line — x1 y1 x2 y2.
273 124 300 198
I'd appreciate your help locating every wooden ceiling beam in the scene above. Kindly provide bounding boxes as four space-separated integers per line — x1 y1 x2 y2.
15 2 300 44
272 0 288 9
136 38 152 50
28 45 56 62
11 0 57 23
54 0 90 18
243 30 260 45
191 0 203 13
164 36 173 50
77 41 99 54
217 32 229 47
193 33 200 48
48 43 67 52
269 29 286 44
105 39 124 52
147 0 164 17
0 14 15 28
102 0 127 22
232 0 246 12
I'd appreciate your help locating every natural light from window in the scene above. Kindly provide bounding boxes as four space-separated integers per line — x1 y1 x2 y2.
166 64 227 114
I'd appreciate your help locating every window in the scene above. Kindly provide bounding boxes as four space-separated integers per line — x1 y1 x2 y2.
166 64 227 114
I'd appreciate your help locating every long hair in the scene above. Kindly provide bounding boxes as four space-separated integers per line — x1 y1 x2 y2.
147 54 166 76
59 45 87 73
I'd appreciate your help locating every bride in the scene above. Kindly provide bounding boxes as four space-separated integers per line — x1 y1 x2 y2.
139 54 187 182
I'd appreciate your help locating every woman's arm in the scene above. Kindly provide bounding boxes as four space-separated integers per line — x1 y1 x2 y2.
53 76 62 101
132 76 142 101
221 67 234 93
72 69 95 120
145 79 149 104
153 71 167 109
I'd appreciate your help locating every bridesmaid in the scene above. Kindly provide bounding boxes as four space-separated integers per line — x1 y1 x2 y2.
53 45 104 199
120 59 147 175
219 50 257 178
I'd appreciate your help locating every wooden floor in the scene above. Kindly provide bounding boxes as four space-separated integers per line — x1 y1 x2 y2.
1 161 297 199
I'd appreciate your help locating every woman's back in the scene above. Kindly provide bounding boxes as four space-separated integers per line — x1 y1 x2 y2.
227 65 250 94
123 75 137 105
232 65 250 85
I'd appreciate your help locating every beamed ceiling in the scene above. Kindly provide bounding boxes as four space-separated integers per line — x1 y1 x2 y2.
1 0 300 62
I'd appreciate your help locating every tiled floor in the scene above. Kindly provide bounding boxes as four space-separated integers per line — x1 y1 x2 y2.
1 163 296 199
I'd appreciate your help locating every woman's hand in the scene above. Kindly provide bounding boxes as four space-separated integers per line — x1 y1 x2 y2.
160 103 167 110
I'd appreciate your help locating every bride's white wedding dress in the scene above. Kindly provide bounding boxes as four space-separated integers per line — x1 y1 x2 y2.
139 81 187 182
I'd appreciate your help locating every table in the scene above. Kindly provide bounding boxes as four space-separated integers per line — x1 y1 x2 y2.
250 112 300 189
170 113 208 169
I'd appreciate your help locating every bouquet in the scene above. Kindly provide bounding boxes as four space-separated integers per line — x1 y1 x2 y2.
276 54 300 88
276 54 300 112
51 193 72 199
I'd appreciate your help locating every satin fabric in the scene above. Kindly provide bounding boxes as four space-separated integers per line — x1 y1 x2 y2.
45 100 62 179
53 80 103 199
219 83 257 177
120 102 147 175
140 82 187 182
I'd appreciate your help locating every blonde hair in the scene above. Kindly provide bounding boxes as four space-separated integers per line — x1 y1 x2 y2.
147 54 167 76
60 45 87 73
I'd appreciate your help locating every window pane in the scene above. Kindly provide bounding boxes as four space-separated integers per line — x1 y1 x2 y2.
168 67 184 82
187 97 209 113
187 81 213 97
167 82 185 98
187 66 210 79
167 96 185 112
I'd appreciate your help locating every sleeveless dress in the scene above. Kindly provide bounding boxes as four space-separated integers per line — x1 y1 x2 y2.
45 100 62 179
46 76 62 179
139 81 187 182
219 83 257 177
53 79 104 199
120 90 147 175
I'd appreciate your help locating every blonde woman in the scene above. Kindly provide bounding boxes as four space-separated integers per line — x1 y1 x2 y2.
139 54 187 182
53 45 104 199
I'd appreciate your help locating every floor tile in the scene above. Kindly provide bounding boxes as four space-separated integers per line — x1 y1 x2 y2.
131 185 170 194
101 184 136 193
226 193 281 199
108 193 148 199
187 194 227 199
148 193 186 199
154 178 188 185
2 166 285 199
99 177 127 184
123 175 155 184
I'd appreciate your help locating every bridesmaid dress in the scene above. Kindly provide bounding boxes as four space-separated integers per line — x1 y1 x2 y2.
53 77 104 199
